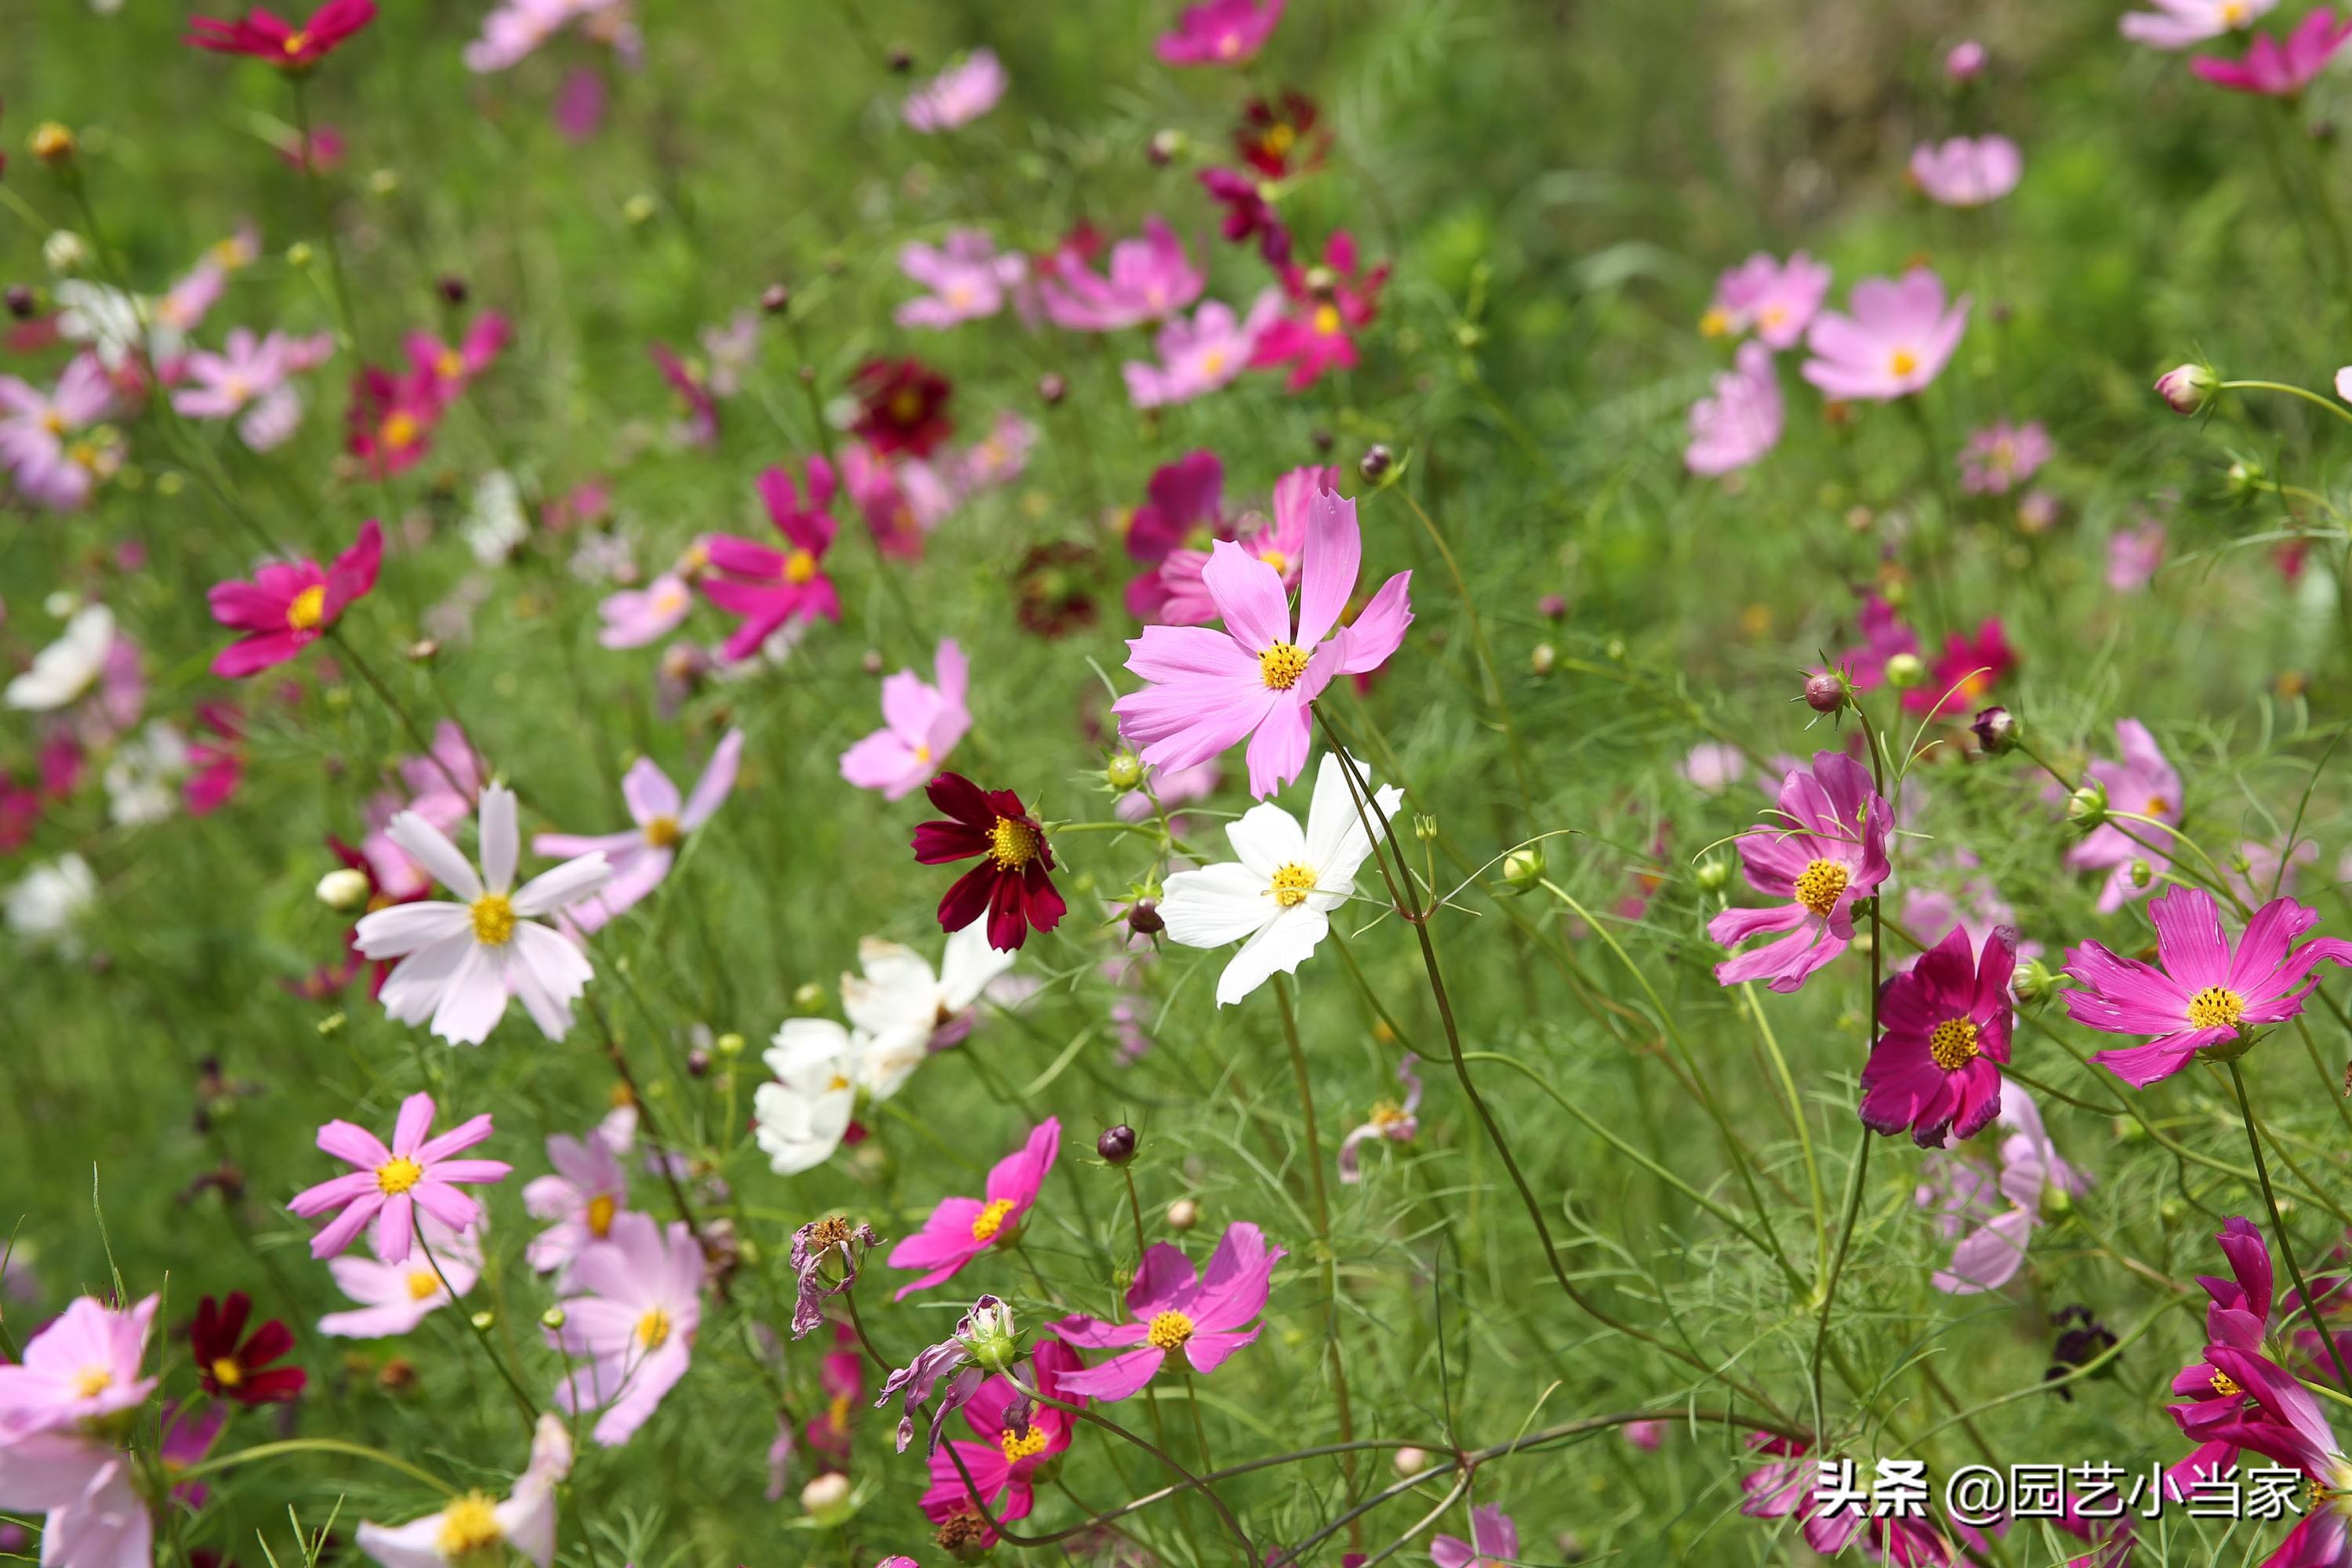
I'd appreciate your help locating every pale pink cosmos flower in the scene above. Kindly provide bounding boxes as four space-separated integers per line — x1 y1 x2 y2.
1684 339 1783 475
1337 1054 1421 1183
523 1131 630 1280
897 230 1026 330
597 571 695 648
886 1119 1062 1297
1114 488 1412 797
547 1212 706 1446
2066 719 2181 913
1800 268 1969 401
1432 1505 1518 1568
153 260 227 347
357 1413 572 1568
0 1294 159 1437
2194 5 2352 91
2107 520 2165 592
0 354 114 511
1156 0 1285 64
174 329 335 451
1679 742 1748 793
1908 135 2024 206
903 49 1007 131
1038 217 1205 332
1124 291 1283 408
843 445 956 560
287 1092 510 1264
1958 419 2051 494
840 640 971 800
319 1216 481 1338
464 0 593 71
1053 1222 1286 1400
1947 39 1987 77
2223 838 2318 906
2124 0 2274 47
1915 1087 2089 1294
531 731 744 933
1702 252 1831 349
954 413 1036 492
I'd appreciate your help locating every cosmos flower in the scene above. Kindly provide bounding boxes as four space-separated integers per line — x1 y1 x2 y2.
1250 230 1389 390
463 0 624 71
1052 1222 1285 1400
2193 7 2352 93
1199 167 1292 264
1915 1087 2089 1295
1907 135 2024 206
1859 926 2016 1148
887 1119 1062 1298
648 343 719 448
1684 339 1784 476
354 783 612 1044
912 775 1067 952
920 1341 1087 1544
903 49 1007 132
285 1091 510 1264
598 569 697 649
2107 520 2166 592
1037 217 1206 332
799 1323 865 1472
1160 751 1402 1004
840 639 972 800
1432 1505 1519 1568
898 231 1028 330
787 1217 880 1340
1708 752 1892 993
355 1413 572 1568
1123 291 1283 408
843 443 956 559
1919 620 2015 717
318 1217 481 1338
6 606 118 714
408 314 511 405
530 730 743 932
1800 268 1970 401
2122 0 2274 48
2063 884 2352 1087
1113 488 1412 798
175 328 335 451
2191 1345 2352 1564
0 353 113 510
190 1292 307 1406
186 0 376 67
347 363 442 478
876 1295 1016 1454
1235 89 1329 178
523 1129 630 1280
1337 1054 1421 1182
0 1426 151 1568
547 1213 706 1446
0 1294 160 1433
753 1023 862 1176
1148 465 1329 627
840 919 1022 1089
851 358 955 459
206 520 383 678
1123 449 1233 621
2066 719 2182 913
1702 252 1831 349
1957 419 2051 495
1157 0 1285 64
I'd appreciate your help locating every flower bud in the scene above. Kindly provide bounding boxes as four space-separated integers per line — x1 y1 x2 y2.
367 169 400 197
2065 779 2108 829
793 980 826 1011
716 1031 746 1058
887 45 915 73
1097 1124 1138 1163
406 637 439 663
760 282 791 315
1695 856 1730 892
2227 457 2264 496
687 1046 712 1078
800 1472 854 1525
2129 858 2153 890
4 285 33 319
437 275 469 305
959 1295 1020 1373
539 1306 566 1330
1946 39 1987 79
1413 814 1439 843
2012 956 2062 1007
1126 897 1163 937
316 867 371 911
1530 641 1556 676
1969 706 2017 755
1358 443 1394 483
622 192 657 226
1166 1197 1199 1231
1803 671 1845 713
470 1310 495 1330
1884 652 1926 690
2154 363 2216 416
1501 847 1545 893
31 123 76 165
44 231 89 274
1105 751 1144 791
1393 1446 1429 1475
286 241 316 270
1036 372 1068 405
1147 129 1183 166
1538 593 1566 620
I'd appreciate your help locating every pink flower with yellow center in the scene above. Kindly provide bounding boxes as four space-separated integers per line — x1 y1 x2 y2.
700 461 843 660
1051 1221 1285 1400
205 520 383 678
286 1091 511 1265
887 1119 1062 1298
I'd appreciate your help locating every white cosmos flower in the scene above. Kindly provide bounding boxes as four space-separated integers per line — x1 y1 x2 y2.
354 783 611 1046
356 1411 572 1568
1161 751 1403 1005
103 720 189 826
6 853 96 954
5 604 114 712
752 1021 859 1175
53 281 181 370
841 919 1019 1099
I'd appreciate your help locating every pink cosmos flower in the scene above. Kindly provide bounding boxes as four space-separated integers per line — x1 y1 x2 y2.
183 702 245 816
408 314 511 405
0 1434 150 1568
2108 520 2166 592
1623 1421 1668 1451
1432 1504 1518 1568
1113 488 1412 797
1947 39 1987 76
347 362 443 478
919 1341 1086 1542
648 343 719 448
523 1131 630 1280
793 1324 865 1478
1051 1221 1285 1400
1157 0 1285 64
1250 230 1389 390
1907 135 2024 207
700 462 842 660
1123 291 1283 408
206 519 383 678
1859 926 2015 1147
904 49 1007 131
1336 1054 1421 1183
464 0 627 71
318 1215 480 1338
1800 268 1970 401
287 1092 511 1264
844 444 956 561
1703 252 1831 349
1708 752 1892 993
160 1399 224 1508
174 328 334 451
840 640 972 800
2226 840 2319 907
2194 7 2352 92
2194 1344 2352 1564
953 413 1036 493
598 570 696 649
1958 419 2051 494
2063 884 2352 1087
2123 0 2274 48
547 1212 705 1446
1679 742 1748 794
888 1120 1062 1298
1918 619 2015 717
0 354 114 511
1684 339 1783 475
1148 464 1329 626
898 231 1027 330
1916 1087 2089 1294
530 730 744 932
1123 450 1232 620
0 1294 159 1436
1038 217 1205 332
2066 718 2181 912
1837 592 1920 695
1897 858 2042 981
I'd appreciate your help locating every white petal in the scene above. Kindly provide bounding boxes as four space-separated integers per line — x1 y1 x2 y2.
937 918 1016 1009
388 811 485 902
1215 907 1328 1005
855 1029 928 1102
377 933 477 1026
429 941 510 1045
1304 752 1402 881
479 782 519 893
1225 801 1309 880
512 852 611 916
510 923 593 1039
355 1512 450 1568
354 902 471 960
764 1018 855 1088
1162 862 1278 950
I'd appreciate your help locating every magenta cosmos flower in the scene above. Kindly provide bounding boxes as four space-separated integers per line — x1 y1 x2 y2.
1708 752 1892 993
523 1130 630 1281
2063 885 2352 1087
920 1341 1086 1543
1038 217 1205 332
1123 449 1233 620
1143 463 1330 627
1113 488 1412 798
2067 718 2182 912
913 774 1067 951
2194 1345 2352 1565
2194 7 2352 92
840 640 971 800
889 1120 1062 1298
904 49 1007 131
1685 340 1784 476
186 0 376 66
286 1091 511 1263
1859 925 2016 1147
1156 0 1285 64
2124 0 2274 48
898 231 1027 330
1052 1221 1285 1400
1123 290 1283 408
1703 252 1831 349
531 731 743 933
699 461 842 661
1432 1505 1518 1568
1907 135 2023 207
206 519 383 678
1800 268 1969 401
1250 230 1390 390
548 1213 706 1446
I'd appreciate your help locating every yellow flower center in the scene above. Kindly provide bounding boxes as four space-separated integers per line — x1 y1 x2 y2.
643 815 681 848
1270 862 1317 908
211 1356 245 1388
637 1306 672 1350
1792 858 1850 916
1265 122 1297 156
407 1271 441 1301
1889 348 1919 379
2212 1369 2243 1397
377 1156 424 1195
382 412 419 450
1761 304 1788 328
1312 304 1342 336
890 389 923 423
1259 641 1310 690
1145 1309 1195 1352
1202 347 1229 378
40 409 67 436
282 30 310 54
2187 985 2247 1031
1369 1099 1407 1127
1000 1423 1051 1462
1258 548 1288 576
437 350 463 381
913 742 933 764
286 583 328 631
988 815 1041 871
435 1494 505 1561
73 1367 113 1399
826 1392 852 1433
1698 307 1731 338
586 1192 617 1238
782 550 818 585
2146 796 2172 818
2223 0 2248 20
1928 1018 1980 1071
470 892 517 946
971 1196 1018 1243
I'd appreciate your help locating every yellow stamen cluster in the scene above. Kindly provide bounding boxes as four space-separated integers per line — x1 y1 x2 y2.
1792 858 1850 917
407 1271 441 1301
434 1494 506 1561
212 1357 245 1388
2187 985 2247 1032
1145 1309 1195 1352
642 815 681 849
637 1306 672 1350
586 1193 618 1238
1889 348 1919 378
782 550 818 585
1312 304 1342 336
2211 1369 2243 1398
381 412 420 450
970 1196 1019 1243
999 1423 1051 1462
377 1156 424 1195
988 815 1041 871
1269 862 1317 908
1259 641 1310 691
73 1367 114 1399
470 892 517 946
286 584 328 631
1928 1018 1980 1072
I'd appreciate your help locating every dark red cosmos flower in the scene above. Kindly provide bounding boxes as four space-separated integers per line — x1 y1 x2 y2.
1196 169 1292 266
187 0 377 67
1236 90 1328 179
913 774 1067 953
191 1293 307 1406
851 358 953 459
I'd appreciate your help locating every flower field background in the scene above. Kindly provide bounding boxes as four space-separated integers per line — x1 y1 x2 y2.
12 0 2352 1565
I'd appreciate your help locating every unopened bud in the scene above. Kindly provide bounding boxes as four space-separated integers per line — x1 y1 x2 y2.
2154 363 2216 416
1884 652 1926 690
1969 706 2017 755
406 638 439 663
367 169 399 196
286 241 316 270
539 1306 566 1330
1538 593 1567 620
2129 858 2154 890
1803 671 1846 713
800 1471 854 1524
716 1031 746 1058
861 649 884 676
1097 1124 1138 1164
2013 956 2062 1007
687 1047 712 1078
1530 641 1556 676
1502 847 1545 892
1148 129 1183 166
1037 372 1068 405
1166 1197 1199 1231
1413 813 1439 843
2227 457 2263 496
1105 751 1144 791
622 192 657 226
4 285 33 319
793 980 826 1011
316 867 371 911
437 275 469 305
2066 779 2108 829
887 45 915 73
31 123 76 165
470 1310 494 1330
1358 443 1394 483
1394 1446 1430 1475
1126 898 1163 937
760 283 791 315
1696 856 1730 892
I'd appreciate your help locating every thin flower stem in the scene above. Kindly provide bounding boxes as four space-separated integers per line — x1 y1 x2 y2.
1738 981 1828 1275
417 1232 538 1425
2227 1059 2352 1398
287 75 364 358
586 996 720 1269
1269 975 1360 1525
325 626 474 804
173 1438 456 1496
838 1288 894 1374
2220 379 2352 434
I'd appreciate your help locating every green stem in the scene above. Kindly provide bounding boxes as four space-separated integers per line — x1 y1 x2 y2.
2228 1059 2352 1397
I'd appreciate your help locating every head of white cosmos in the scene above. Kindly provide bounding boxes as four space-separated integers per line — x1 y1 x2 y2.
356 1411 572 1568
840 919 1018 1099
5 604 114 712
353 782 612 1047
753 1019 860 1174
1160 751 1403 1006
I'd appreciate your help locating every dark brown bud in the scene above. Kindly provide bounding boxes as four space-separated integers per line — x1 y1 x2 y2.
5 285 34 319
760 283 791 315
1097 1124 1138 1163
1359 443 1393 482
437 275 468 305
1803 671 1845 713
1126 897 1163 936
887 45 915 73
